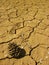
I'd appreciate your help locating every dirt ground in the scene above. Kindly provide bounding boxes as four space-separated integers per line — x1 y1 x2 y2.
0 0 49 65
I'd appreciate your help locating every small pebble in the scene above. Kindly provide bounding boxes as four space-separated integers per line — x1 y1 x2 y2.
4 54 8 57
45 56 48 59
48 51 49 54
21 46 24 49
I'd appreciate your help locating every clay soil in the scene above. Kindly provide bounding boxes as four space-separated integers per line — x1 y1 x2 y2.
0 0 49 65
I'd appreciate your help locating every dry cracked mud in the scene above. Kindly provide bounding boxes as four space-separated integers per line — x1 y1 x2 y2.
0 0 49 65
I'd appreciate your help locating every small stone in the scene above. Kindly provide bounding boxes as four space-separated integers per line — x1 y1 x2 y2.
4 54 8 57
21 46 24 49
48 51 49 54
45 56 48 59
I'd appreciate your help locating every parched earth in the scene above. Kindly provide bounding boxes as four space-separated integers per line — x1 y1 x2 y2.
0 0 49 65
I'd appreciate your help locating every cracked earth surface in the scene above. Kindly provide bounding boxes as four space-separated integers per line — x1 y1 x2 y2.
0 0 49 65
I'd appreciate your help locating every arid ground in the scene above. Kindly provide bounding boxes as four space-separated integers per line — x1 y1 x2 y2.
0 0 49 65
